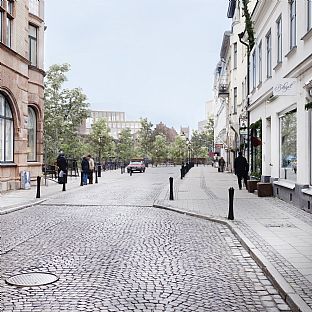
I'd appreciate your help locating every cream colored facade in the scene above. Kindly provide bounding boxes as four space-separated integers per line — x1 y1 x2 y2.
80 110 141 140
0 0 45 191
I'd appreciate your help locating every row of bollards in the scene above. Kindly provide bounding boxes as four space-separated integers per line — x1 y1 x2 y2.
180 162 194 179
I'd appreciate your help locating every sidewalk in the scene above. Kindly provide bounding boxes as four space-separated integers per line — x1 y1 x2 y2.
154 166 312 312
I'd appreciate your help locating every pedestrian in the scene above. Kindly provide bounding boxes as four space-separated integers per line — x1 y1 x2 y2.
87 154 95 184
218 156 225 172
81 156 89 185
234 151 249 190
56 151 68 184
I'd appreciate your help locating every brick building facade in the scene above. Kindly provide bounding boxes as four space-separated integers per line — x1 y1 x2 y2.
0 0 45 191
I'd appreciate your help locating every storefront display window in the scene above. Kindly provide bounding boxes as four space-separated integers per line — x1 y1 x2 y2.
250 120 262 175
280 109 297 181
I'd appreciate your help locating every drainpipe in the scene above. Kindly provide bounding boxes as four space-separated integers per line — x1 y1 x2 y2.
238 32 251 164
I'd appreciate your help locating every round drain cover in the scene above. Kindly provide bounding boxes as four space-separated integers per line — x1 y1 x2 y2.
5 272 59 287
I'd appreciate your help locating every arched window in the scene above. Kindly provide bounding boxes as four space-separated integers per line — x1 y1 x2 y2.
0 93 14 162
27 107 37 161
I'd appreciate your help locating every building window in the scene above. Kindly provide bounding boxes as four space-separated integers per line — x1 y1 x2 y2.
308 0 312 31
27 107 37 161
276 16 282 63
233 43 237 69
6 15 12 47
233 87 237 114
0 0 14 47
7 0 13 14
252 50 256 89
0 94 14 162
0 11 3 42
310 109 312 185
258 41 262 83
290 0 296 49
280 109 297 182
29 0 39 16
266 31 272 78
29 24 38 66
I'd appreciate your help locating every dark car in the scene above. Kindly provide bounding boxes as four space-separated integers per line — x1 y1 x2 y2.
126 161 146 173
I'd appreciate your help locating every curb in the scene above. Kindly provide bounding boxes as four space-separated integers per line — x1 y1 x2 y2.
0 199 47 215
153 203 312 312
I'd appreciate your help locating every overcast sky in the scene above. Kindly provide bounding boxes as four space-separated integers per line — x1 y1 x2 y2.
44 0 231 132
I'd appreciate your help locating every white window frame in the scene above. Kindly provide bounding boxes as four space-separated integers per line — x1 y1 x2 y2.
233 43 237 69
276 16 282 63
252 50 256 89
290 0 296 49
233 87 237 114
258 41 262 84
266 30 272 78
308 0 312 31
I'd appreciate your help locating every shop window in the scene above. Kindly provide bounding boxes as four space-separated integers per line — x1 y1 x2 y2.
250 120 262 175
27 107 37 161
280 109 297 181
0 93 14 162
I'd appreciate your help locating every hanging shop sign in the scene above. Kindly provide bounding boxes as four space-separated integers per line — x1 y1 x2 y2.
273 78 297 96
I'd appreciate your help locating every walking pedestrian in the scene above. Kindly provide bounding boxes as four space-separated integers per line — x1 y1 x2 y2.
234 151 249 190
56 151 68 184
81 156 89 185
218 156 225 172
87 154 95 184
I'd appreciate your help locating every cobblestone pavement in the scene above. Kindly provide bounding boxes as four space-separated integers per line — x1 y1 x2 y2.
0 167 291 311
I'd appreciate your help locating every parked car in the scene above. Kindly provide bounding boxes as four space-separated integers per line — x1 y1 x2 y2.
126 161 146 173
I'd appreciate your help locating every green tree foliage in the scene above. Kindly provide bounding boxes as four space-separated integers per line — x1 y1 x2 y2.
117 128 134 162
171 135 187 164
44 64 89 163
242 0 255 51
89 118 114 161
137 118 153 158
151 134 168 164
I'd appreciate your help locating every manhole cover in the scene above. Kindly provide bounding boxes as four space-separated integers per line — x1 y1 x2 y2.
264 223 296 228
5 272 59 287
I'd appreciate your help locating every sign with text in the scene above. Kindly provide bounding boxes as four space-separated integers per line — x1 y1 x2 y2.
273 79 297 96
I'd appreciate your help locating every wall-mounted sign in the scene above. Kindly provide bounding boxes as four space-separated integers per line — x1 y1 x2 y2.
273 79 297 96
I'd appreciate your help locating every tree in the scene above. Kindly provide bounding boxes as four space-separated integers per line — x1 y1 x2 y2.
242 0 255 51
117 128 134 163
151 134 168 165
171 135 187 164
137 118 154 159
89 118 114 161
44 64 89 163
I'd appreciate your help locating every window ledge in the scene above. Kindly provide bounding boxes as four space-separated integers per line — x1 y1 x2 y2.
273 62 282 71
0 162 17 167
301 28 312 41
273 180 295 190
285 46 297 58
302 188 312 196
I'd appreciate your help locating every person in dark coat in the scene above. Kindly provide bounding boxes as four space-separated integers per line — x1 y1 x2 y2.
234 151 249 190
56 151 68 183
218 157 225 172
81 156 90 185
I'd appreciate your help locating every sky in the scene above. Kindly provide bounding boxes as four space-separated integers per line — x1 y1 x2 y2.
44 0 231 132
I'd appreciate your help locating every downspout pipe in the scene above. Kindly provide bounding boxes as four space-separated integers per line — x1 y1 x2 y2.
238 32 251 163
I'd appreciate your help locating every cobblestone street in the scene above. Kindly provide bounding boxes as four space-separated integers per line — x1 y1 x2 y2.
0 168 291 311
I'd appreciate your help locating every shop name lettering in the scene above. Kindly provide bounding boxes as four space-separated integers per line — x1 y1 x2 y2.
274 81 295 94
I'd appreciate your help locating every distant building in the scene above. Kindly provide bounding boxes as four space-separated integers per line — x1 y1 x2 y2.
180 126 190 139
79 110 141 139
198 120 207 133
0 0 45 191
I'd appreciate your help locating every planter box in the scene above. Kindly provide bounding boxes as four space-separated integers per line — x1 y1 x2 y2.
257 182 273 197
247 180 259 193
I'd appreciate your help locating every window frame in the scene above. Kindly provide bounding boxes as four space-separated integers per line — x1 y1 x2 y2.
29 24 38 66
266 30 272 78
276 15 282 64
290 0 296 49
258 41 262 84
0 93 14 163
27 106 37 162
233 42 237 69
252 50 256 89
233 87 237 114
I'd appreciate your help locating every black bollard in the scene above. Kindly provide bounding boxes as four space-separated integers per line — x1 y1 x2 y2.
36 176 41 198
121 166 123 174
130 169 132 176
169 177 174 200
228 187 234 220
95 170 98 183
98 164 101 177
62 175 66 191
80 172 83 186
180 168 183 179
